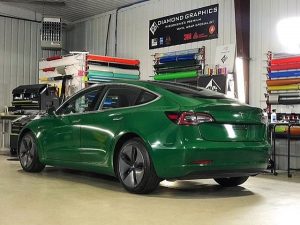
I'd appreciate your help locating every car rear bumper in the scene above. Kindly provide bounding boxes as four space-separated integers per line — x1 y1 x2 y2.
150 140 270 179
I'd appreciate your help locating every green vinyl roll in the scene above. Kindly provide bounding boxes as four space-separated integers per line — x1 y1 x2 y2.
113 73 139 80
154 70 198 80
88 70 114 78
88 71 139 80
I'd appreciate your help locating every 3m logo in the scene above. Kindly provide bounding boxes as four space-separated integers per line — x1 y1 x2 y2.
150 22 158 35
205 79 221 92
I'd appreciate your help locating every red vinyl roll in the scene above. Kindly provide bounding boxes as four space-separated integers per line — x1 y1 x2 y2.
271 56 300 65
270 63 300 71
87 54 140 66
290 127 300 136
266 78 300 86
42 67 56 72
46 55 62 61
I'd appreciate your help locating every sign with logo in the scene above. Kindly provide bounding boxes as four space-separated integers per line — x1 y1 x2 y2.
215 44 236 73
149 4 219 49
198 75 227 94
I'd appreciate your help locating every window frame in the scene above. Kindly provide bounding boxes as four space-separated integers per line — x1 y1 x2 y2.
98 84 160 111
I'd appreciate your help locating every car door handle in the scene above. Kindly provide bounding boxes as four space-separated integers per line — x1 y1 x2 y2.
72 119 81 123
112 117 123 121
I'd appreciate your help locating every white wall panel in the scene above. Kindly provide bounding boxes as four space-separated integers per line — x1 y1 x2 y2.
68 0 236 80
250 0 300 109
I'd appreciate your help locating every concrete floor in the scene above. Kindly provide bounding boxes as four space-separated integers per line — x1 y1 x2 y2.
0 154 300 225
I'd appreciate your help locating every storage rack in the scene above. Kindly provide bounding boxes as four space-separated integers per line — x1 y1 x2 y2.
152 47 229 94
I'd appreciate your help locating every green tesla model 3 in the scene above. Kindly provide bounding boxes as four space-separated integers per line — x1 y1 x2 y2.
18 80 270 194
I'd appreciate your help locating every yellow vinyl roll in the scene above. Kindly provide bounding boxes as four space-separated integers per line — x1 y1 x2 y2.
268 84 300 91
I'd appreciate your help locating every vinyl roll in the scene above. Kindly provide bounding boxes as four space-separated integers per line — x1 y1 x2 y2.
266 78 300 86
291 127 300 136
88 71 139 80
88 61 140 70
88 65 140 75
267 84 300 91
88 70 114 78
87 55 140 66
268 94 279 104
154 70 198 80
159 54 196 63
271 56 300 66
154 60 199 69
268 70 300 78
156 65 202 74
269 63 300 72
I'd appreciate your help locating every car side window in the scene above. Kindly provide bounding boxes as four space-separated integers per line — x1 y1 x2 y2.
57 88 103 115
135 91 157 105
101 86 142 110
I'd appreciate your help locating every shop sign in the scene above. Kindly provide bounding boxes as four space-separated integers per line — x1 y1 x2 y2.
149 4 219 49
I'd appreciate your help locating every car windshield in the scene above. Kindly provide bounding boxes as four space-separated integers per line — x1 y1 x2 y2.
151 81 228 99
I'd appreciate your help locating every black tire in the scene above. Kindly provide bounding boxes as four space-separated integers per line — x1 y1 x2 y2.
214 176 249 187
18 132 45 173
116 138 160 194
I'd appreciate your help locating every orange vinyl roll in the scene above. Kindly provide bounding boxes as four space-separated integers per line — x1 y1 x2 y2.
87 54 140 66
266 78 300 86
290 127 300 136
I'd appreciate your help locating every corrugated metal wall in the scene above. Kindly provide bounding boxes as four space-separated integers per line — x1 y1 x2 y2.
67 11 116 56
67 0 236 80
0 16 40 111
250 0 300 109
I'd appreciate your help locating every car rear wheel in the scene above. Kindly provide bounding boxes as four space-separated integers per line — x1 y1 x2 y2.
116 138 160 194
214 176 249 187
18 132 45 173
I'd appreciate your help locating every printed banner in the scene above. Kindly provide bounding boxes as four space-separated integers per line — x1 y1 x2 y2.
149 4 219 49
198 75 227 94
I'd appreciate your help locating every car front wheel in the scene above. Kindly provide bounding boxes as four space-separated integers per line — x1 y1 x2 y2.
18 132 45 173
116 138 160 194
214 176 249 187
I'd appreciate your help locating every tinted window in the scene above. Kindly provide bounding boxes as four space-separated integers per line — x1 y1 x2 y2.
135 91 157 105
152 81 227 99
57 88 102 115
101 86 142 109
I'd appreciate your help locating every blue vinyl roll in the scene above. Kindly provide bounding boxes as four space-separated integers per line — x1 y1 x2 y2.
159 53 196 63
269 70 300 79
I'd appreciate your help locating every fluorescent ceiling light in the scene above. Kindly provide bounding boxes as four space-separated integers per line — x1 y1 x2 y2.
235 57 245 103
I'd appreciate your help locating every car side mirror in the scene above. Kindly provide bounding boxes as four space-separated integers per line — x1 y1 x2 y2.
47 106 56 116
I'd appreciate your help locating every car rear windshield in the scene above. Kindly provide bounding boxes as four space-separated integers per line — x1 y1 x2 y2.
151 81 228 99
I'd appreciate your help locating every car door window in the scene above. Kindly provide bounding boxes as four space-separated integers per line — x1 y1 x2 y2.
135 91 158 105
101 86 142 110
57 88 104 115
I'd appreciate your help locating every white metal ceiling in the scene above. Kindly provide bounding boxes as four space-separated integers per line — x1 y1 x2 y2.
1 0 143 22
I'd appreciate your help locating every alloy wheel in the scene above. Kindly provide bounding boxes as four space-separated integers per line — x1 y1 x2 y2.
118 144 145 188
19 134 35 169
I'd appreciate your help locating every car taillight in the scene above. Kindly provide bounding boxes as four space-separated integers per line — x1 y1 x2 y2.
166 112 214 125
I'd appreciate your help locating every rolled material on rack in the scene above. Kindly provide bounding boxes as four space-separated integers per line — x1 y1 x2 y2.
88 65 139 75
87 54 140 66
267 84 300 91
268 70 300 79
154 70 198 80
271 56 300 65
156 65 202 74
275 126 287 133
266 78 300 86
154 60 199 69
274 126 300 136
291 127 300 136
88 70 114 78
269 63 300 72
88 71 139 80
88 61 140 70
268 94 279 104
159 54 196 63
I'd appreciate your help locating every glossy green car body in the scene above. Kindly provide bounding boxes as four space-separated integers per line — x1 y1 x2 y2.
19 80 270 180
